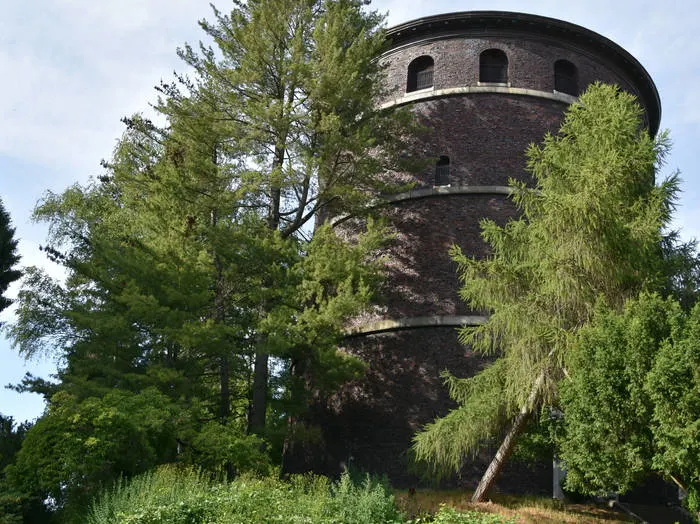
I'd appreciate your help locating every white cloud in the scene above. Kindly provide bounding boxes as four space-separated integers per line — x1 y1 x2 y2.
0 1 213 174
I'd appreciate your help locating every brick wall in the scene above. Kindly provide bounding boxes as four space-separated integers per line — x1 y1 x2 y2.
315 326 552 494
307 19 655 492
381 35 641 102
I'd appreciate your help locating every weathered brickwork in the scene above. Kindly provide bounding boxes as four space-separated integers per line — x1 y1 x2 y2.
317 327 552 494
404 95 566 188
378 195 517 318
310 12 660 492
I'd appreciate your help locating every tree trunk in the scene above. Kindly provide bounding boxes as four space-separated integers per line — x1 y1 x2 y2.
219 355 230 422
248 141 285 436
471 407 532 502
248 351 269 434
471 371 545 502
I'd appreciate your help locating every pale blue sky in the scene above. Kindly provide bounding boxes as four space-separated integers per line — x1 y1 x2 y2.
1 0 698 423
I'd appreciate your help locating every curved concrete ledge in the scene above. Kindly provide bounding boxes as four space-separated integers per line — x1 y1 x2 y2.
331 185 513 226
381 86 577 110
345 315 488 337
384 185 512 203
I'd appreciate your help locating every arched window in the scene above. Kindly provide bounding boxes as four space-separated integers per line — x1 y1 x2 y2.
407 56 434 92
554 60 578 96
435 156 450 186
479 49 508 83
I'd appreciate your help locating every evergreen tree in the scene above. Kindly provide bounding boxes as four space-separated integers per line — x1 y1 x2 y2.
166 0 411 434
5 0 409 516
558 294 677 495
412 83 677 501
0 199 21 316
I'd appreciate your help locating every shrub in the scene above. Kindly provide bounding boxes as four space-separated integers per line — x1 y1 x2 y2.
86 466 402 523
409 504 516 524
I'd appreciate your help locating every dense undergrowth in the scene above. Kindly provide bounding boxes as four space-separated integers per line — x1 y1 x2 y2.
87 466 403 524
85 466 519 524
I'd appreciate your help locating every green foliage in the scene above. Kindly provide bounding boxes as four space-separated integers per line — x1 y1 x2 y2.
86 466 214 524
413 360 508 477
559 293 700 513
0 415 30 475
0 416 51 524
4 388 179 518
558 293 679 494
184 421 272 476
407 504 516 524
0 198 21 316
413 83 676 477
86 467 402 524
509 408 560 465
325 471 403 524
172 0 412 232
660 232 700 311
646 302 700 512
6 0 408 517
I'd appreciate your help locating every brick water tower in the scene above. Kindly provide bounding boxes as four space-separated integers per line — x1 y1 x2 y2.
319 11 660 491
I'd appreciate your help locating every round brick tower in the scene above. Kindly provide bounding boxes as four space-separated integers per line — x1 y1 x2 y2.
317 11 661 491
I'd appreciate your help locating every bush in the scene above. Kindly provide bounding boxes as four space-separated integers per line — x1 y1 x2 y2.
86 466 402 523
86 466 214 524
407 505 516 524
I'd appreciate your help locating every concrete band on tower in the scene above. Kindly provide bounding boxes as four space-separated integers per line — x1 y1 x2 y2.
303 11 661 492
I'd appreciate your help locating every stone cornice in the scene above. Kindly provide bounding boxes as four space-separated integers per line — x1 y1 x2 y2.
331 185 513 226
345 315 488 336
384 184 513 202
381 86 577 110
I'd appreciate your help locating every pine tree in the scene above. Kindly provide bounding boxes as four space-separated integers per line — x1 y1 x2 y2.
0 198 21 315
165 0 411 435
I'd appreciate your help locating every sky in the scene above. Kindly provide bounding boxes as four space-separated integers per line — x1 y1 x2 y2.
1 0 698 424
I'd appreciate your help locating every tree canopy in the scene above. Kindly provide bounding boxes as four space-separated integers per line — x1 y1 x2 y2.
3 0 412 519
559 292 700 514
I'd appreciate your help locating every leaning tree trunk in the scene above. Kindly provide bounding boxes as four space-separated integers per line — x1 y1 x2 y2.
471 371 545 502
471 405 532 502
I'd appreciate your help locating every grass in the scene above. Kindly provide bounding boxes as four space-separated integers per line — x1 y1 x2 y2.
395 488 633 523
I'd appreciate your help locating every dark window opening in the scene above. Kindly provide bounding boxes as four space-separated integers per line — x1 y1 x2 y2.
435 156 450 186
407 56 434 92
479 49 508 83
554 60 578 96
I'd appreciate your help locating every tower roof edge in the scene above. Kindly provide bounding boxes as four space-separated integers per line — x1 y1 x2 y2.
385 11 661 135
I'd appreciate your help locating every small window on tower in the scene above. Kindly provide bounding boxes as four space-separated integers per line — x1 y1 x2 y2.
407 56 434 92
554 60 578 96
479 49 508 83
435 156 450 186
